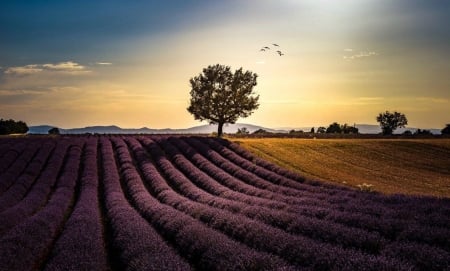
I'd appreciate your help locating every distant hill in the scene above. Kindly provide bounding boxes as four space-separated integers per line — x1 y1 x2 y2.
27 125 58 134
28 123 441 135
28 123 286 135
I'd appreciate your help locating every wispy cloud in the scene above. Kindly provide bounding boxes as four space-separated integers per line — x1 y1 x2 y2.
5 65 43 75
4 61 90 75
343 50 378 61
96 62 113 65
42 61 86 71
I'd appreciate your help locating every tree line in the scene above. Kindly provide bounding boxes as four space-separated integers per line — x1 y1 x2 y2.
0 119 29 135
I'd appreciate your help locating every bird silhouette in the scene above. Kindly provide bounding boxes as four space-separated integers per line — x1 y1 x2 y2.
260 48 266 52
273 43 279 47
264 46 270 50
277 50 284 56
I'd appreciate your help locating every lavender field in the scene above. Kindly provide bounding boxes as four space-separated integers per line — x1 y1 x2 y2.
0 135 449 271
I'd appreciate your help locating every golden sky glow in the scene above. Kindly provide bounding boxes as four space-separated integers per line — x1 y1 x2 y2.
1 0 449 129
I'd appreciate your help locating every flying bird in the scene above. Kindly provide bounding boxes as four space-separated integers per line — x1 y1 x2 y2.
260 48 266 51
264 46 270 50
272 43 279 47
277 50 284 56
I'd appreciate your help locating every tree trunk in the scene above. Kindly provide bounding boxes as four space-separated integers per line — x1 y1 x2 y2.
217 122 224 137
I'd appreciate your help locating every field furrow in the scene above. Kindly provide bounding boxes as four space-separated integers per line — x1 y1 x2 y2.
0 135 449 271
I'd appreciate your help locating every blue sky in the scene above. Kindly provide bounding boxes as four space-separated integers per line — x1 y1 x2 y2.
1 0 449 129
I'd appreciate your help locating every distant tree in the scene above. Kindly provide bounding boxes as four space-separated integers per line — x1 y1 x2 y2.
187 64 259 137
414 129 432 135
252 129 267 134
289 129 303 134
0 118 29 135
403 130 413 135
325 122 358 134
236 127 249 135
310 127 315 133
376 111 408 135
441 124 450 135
48 127 60 135
317 127 326 134
326 122 342 133
341 124 359 134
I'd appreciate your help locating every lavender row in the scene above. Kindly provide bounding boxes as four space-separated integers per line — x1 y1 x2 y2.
99 137 191 271
0 140 55 212
182 136 344 207
202 137 450 230
173 136 450 266
129 136 412 270
160 137 292 210
214 137 339 186
0 142 83 271
0 139 70 236
140 136 266 213
0 140 26 173
198 136 450 251
201 136 381 206
150 136 450 266
0 138 13 157
214 137 450 218
157 136 450 254
43 138 108 271
207 137 347 194
0 141 42 195
119 137 298 271
151 136 389 253
170 136 348 211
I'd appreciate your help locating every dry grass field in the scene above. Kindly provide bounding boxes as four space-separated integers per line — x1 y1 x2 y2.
232 138 450 198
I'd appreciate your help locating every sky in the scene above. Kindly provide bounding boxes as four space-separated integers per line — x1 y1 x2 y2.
1 0 449 129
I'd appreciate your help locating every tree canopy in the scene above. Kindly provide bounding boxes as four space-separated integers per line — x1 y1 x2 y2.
0 119 29 135
187 64 259 137
376 111 408 135
325 122 359 134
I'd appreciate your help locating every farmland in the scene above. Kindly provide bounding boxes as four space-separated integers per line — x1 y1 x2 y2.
0 135 449 270
233 138 450 198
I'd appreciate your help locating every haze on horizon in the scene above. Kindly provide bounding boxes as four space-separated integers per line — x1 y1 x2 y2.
1 0 449 129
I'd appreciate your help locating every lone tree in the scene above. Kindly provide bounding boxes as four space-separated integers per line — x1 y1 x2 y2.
187 64 259 137
376 111 408 135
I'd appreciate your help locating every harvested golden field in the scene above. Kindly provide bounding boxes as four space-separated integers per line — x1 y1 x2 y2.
232 138 450 198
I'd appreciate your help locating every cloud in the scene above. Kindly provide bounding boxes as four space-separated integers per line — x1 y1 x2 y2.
5 65 43 75
42 61 86 71
343 50 378 61
4 61 91 76
96 62 113 65
344 48 353 52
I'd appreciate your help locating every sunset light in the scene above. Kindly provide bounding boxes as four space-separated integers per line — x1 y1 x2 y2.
1 0 449 129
